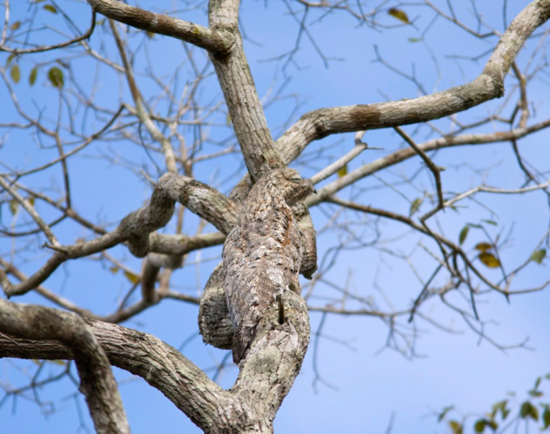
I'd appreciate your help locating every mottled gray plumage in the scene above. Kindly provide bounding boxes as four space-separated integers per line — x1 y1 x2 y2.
223 168 315 364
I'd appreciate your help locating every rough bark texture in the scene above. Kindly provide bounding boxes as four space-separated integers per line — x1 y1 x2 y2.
87 0 234 53
223 169 315 364
275 0 550 163
208 0 284 181
0 311 310 433
0 301 129 434
199 263 234 349
2 1 550 433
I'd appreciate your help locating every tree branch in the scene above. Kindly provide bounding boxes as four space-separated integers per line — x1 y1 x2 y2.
276 0 550 161
208 0 285 180
86 0 234 54
307 119 550 206
1 173 237 297
0 9 96 54
0 316 230 432
0 300 129 434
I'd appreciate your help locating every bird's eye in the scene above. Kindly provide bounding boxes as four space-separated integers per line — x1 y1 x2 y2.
289 176 302 182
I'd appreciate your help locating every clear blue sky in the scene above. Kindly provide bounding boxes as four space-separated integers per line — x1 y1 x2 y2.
1 1 549 433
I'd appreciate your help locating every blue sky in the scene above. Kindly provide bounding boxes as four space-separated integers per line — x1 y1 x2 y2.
1 1 550 433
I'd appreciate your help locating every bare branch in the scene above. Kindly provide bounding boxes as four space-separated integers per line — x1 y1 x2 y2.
0 9 96 54
307 119 550 205
208 0 285 179
109 19 177 173
310 137 367 185
393 126 445 220
0 176 60 247
0 301 129 434
1 174 237 297
87 0 234 54
277 0 550 159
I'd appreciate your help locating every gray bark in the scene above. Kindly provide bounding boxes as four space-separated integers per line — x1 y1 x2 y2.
2 1 549 433
0 300 129 434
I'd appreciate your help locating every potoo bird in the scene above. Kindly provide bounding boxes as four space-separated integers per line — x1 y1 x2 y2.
223 168 315 364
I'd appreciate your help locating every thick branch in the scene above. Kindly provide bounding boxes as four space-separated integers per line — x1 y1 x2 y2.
1 174 237 297
0 301 309 433
229 290 310 432
307 120 550 205
86 0 234 54
0 318 229 432
0 301 129 434
209 0 284 180
276 0 550 160
0 312 309 433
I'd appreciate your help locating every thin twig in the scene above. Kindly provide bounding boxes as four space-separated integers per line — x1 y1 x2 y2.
0 176 60 247
393 126 445 220
0 10 96 54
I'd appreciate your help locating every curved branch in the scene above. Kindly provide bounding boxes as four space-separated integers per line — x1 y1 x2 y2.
0 10 96 54
0 301 129 434
208 0 284 180
0 317 229 432
276 0 550 161
1 174 237 297
86 0 234 54
0 294 309 433
308 119 550 205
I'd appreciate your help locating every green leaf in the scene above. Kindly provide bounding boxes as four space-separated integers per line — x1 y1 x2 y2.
124 271 139 284
543 405 550 429
9 199 18 215
337 165 348 178
475 242 493 252
10 64 20 83
388 8 409 24
409 197 423 216
10 21 21 31
438 405 454 422
530 249 546 264
473 419 497 433
485 420 498 430
492 400 509 420
43 4 57 13
483 219 498 226
520 401 539 421
47 66 64 88
448 420 463 434
109 266 119 274
459 226 470 245
408 37 422 43
29 67 38 86
478 252 501 268
474 419 486 433
6 53 16 66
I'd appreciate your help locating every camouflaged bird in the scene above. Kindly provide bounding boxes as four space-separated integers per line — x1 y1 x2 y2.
222 168 315 364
